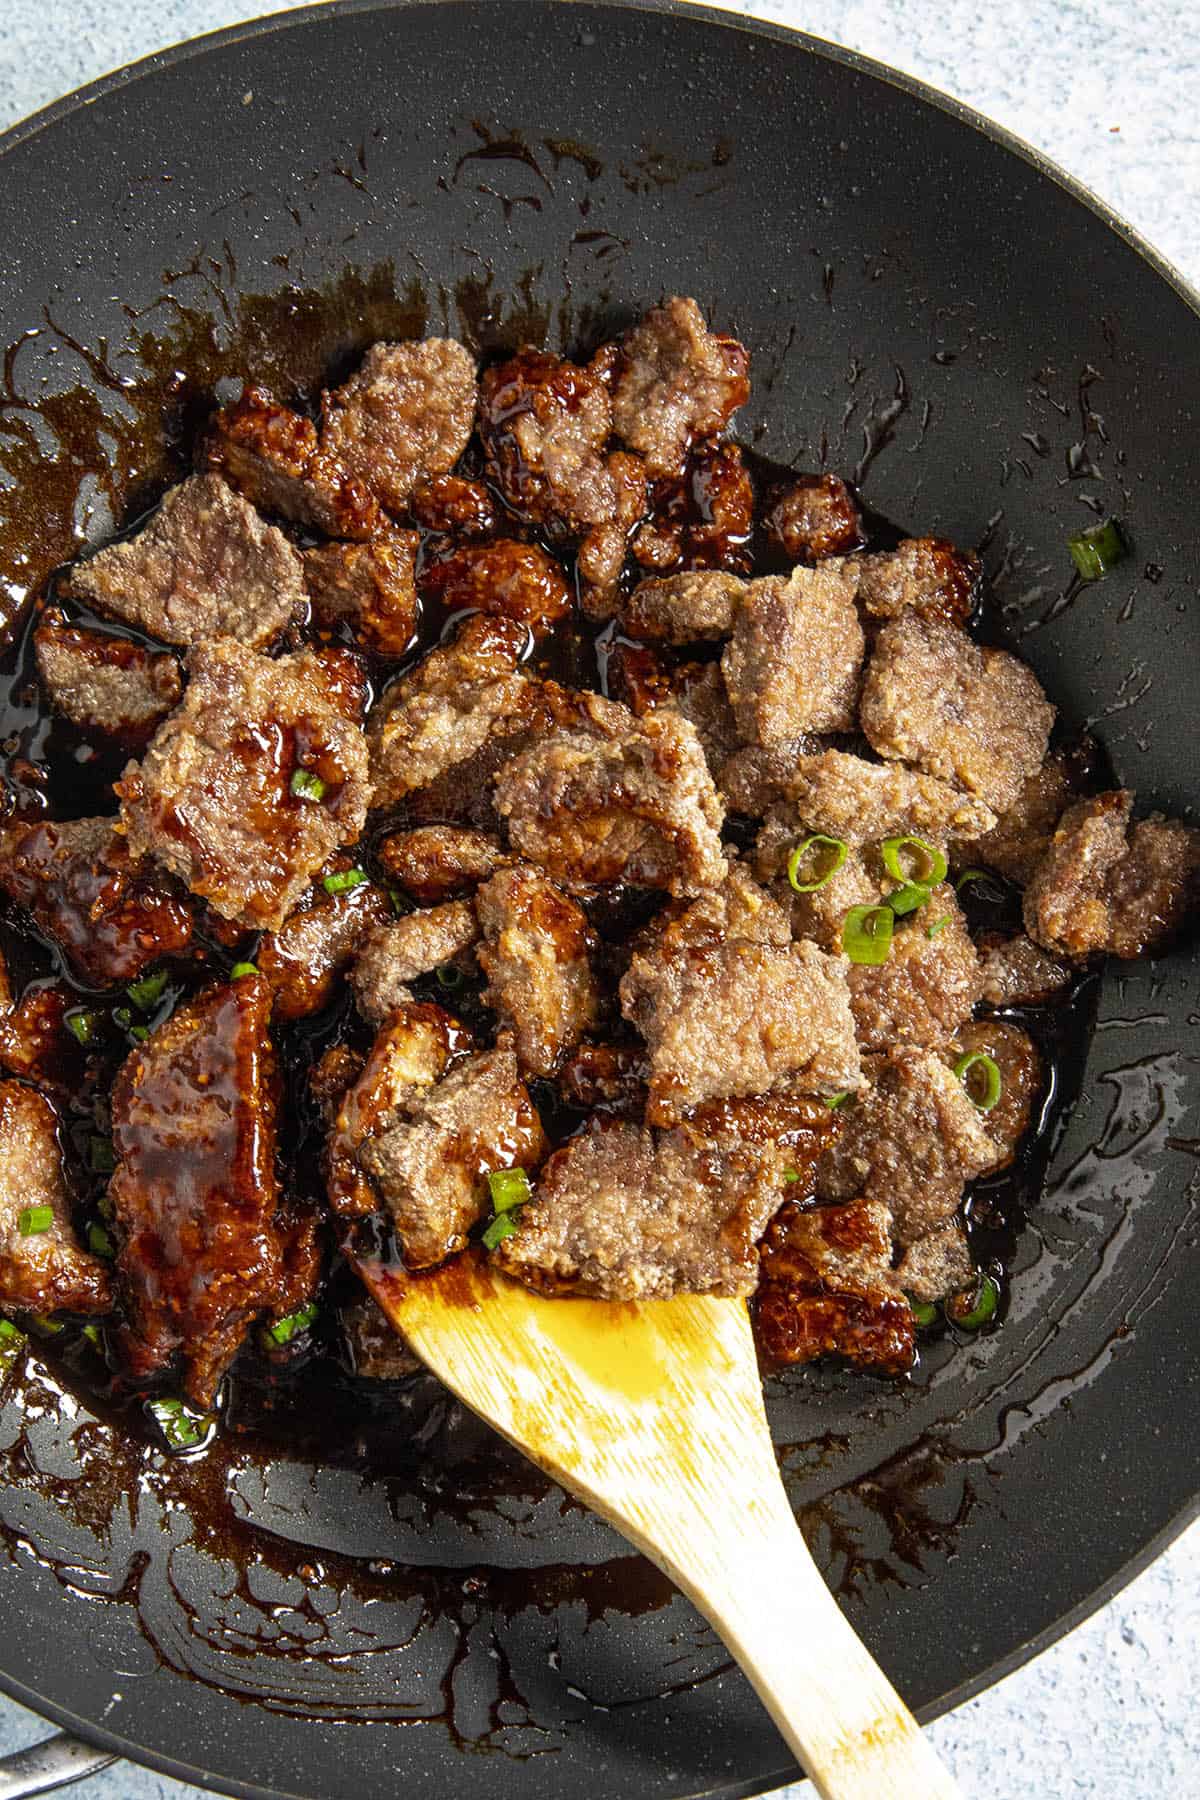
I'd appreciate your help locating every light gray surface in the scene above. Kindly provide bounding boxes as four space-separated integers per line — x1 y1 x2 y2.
0 2 1197 1796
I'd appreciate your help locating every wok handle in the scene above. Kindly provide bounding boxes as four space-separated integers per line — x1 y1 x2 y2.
0 1733 117 1798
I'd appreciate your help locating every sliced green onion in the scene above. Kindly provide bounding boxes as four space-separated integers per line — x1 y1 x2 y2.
787 834 849 894
926 913 951 939
953 1050 1002 1112
482 1212 520 1250
0 1319 21 1343
30 1315 65 1337
782 1166 802 1183
126 968 168 1012
89 1137 116 1174
323 867 368 896
841 904 894 965
87 1221 115 1259
146 1396 213 1452
81 1323 103 1349
908 1296 940 1329
18 1205 53 1237
130 1024 150 1044
291 767 327 802
0 1318 25 1381
65 1009 99 1046
388 888 413 917
955 867 1006 903
824 1091 849 1109
881 835 947 888
112 1006 133 1029
268 1300 319 1346
436 963 465 990
1068 517 1125 582
887 882 931 918
948 1273 1000 1330
487 1168 532 1212
231 961 259 979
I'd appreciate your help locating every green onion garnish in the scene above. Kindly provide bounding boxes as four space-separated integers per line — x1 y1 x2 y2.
87 1222 114 1259
81 1323 103 1349
1068 517 1126 583
482 1212 519 1250
953 1050 1002 1112
926 913 951 938
89 1137 116 1174
388 888 413 917
782 1166 802 1182
786 834 849 894
268 1300 319 1346
0 1318 25 1381
881 835 947 888
824 1091 849 1109
908 1297 940 1329
0 1319 21 1343
18 1205 53 1237
146 1396 213 1452
487 1167 532 1212
30 1315 65 1337
322 868 368 896
841 904 894 965
130 1024 150 1044
948 1273 1000 1330
231 961 259 979
955 868 1006 903
126 968 168 1012
436 963 465 990
887 882 932 918
291 768 327 802
65 1009 99 1046
113 1007 133 1029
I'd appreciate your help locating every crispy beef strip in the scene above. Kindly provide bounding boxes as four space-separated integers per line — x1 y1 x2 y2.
978 934 1075 1007
350 904 480 1025
754 1198 915 1375
612 296 749 478
0 1081 112 1316
318 338 478 515
420 539 572 635
722 563 865 743
203 386 384 539
631 442 754 575
301 533 420 659
849 537 979 628
377 825 511 904
256 869 392 1020
763 475 863 565
894 1220 975 1305
622 569 749 643
949 1019 1042 1171
34 609 182 742
475 864 598 1077
951 752 1080 887
777 749 997 844
845 884 981 1053
325 1002 460 1218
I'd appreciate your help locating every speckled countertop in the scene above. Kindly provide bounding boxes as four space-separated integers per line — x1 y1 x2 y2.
0 3 1196 1797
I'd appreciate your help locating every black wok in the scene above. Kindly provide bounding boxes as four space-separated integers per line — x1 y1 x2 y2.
0 4 1197 1797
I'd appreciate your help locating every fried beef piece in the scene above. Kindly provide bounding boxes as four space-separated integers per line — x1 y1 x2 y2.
754 1198 914 1375
753 818 884 951
350 904 480 1024
817 1047 997 1243
622 569 748 642
978 934 1074 1007
340 1293 421 1381
203 386 383 539
407 473 497 538
1023 790 1200 959
763 475 863 564
367 613 529 809
631 442 754 574
602 640 676 715
0 816 192 986
34 610 182 741
377 825 510 904
494 1112 788 1300
301 533 420 658
851 537 979 627
670 660 743 775
575 450 649 609
475 865 598 1077
325 1003 458 1217
612 296 750 478
0 982 87 1093
718 742 814 818
954 753 1079 886
557 1040 648 1113
846 885 982 1053
420 539 572 635
894 1220 974 1304
109 976 315 1405
780 749 997 844
478 346 619 533
308 644 371 726
66 474 306 649
319 338 477 515
358 1039 546 1268
256 872 392 1020
118 639 370 933
0 1081 112 1316
860 614 1055 813
309 1043 366 1125
950 1019 1041 1171
722 562 865 743
494 691 726 896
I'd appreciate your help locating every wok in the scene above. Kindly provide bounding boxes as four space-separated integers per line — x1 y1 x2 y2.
0 4 1197 1797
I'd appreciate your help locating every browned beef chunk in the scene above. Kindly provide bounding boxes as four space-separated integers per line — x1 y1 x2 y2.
325 1003 459 1217
779 750 996 844
309 1042 366 1125
0 981 87 1093
367 613 529 810
256 870 391 1020
308 644 371 727
340 1293 420 1380
475 865 598 1076
763 475 863 564
1024 790 1200 958
0 1081 111 1316
378 826 510 904
612 297 750 478
979 934 1074 1007
66 475 306 649
557 1040 648 1113
622 569 747 642
34 610 182 741
350 904 479 1024
817 1047 997 1243
895 1220 974 1304
950 1019 1041 1171
494 691 726 896
754 1198 914 1375
420 539 571 635
851 537 979 627
953 753 1078 886
753 818 884 951
478 347 618 533
722 563 864 744
118 639 370 932
318 338 477 515
847 885 981 1052
670 660 743 773
358 1040 546 1268
645 860 793 954
407 473 497 537
109 976 316 1405
494 1110 788 1300
632 442 754 573
860 615 1055 813
203 386 383 539
0 817 192 986
575 451 648 611
301 533 419 658
718 743 811 818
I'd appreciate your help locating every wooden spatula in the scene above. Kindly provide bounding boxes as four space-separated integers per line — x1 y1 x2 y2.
359 1250 961 1799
